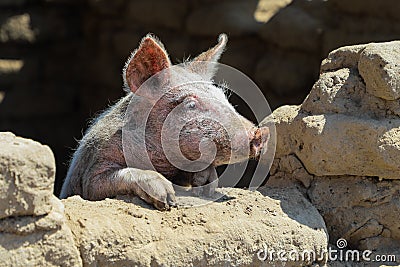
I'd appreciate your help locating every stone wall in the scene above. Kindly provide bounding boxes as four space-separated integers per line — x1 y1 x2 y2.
0 132 82 267
0 132 328 267
0 0 400 193
267 40 400 258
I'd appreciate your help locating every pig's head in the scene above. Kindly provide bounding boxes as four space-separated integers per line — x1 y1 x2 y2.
123 34 269 175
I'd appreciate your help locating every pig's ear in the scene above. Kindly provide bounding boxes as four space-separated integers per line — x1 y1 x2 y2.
189 33 227 80
123 34 171 93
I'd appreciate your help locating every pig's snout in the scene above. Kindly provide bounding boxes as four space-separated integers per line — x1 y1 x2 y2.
249 127 270 159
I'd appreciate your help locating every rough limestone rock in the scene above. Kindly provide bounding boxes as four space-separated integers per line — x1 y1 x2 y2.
0 196 82 267
267 41 400 259
0 134 328 267
0 132 82 267
270 41 400 179
359 41 400 100
63 187 328 267
0 132 55 219
308 176 400 253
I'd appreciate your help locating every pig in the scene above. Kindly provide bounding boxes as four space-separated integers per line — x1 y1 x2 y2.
59 33 270 210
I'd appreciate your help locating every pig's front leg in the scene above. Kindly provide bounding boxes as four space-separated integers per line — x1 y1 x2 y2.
86 167 176 211
191 165 218 197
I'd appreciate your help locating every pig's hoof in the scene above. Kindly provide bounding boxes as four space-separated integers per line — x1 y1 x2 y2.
134 171 177 211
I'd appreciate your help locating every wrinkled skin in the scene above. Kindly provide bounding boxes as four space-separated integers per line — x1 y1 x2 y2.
60 33 269 210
